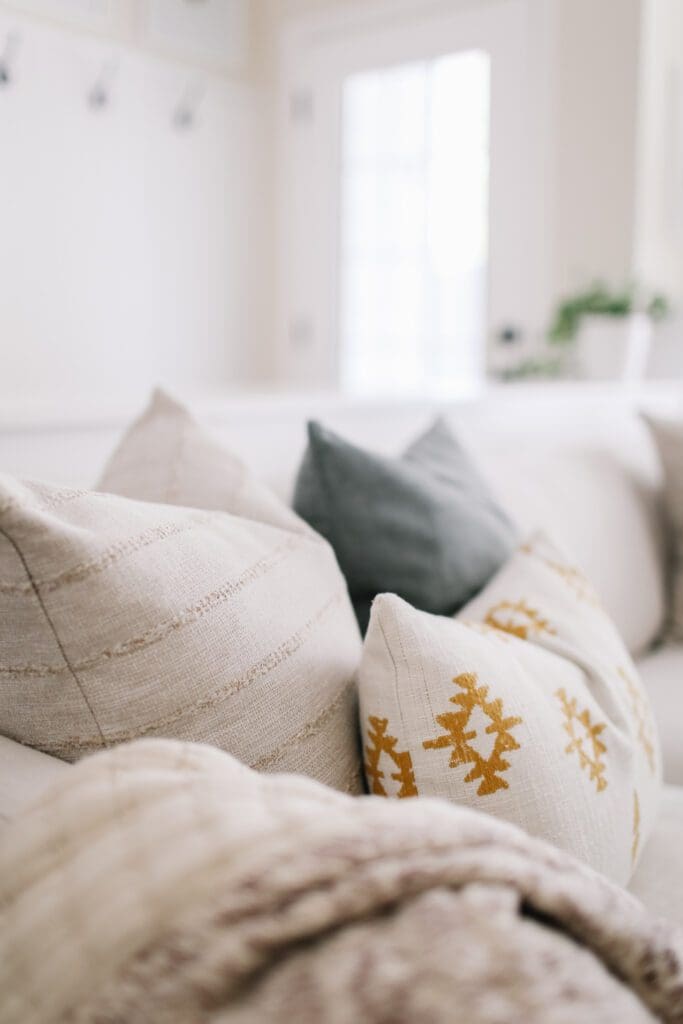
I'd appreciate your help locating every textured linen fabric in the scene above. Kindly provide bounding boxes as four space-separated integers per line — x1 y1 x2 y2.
293 417 517 631
2 739 683 1024
0 475 362 792
98 388 307 534
358 533 662 885
642 415 683 639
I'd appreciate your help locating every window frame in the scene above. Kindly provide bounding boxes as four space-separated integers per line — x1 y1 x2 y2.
276 0 544 393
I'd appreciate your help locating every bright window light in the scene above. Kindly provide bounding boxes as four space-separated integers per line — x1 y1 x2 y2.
339 50 490 395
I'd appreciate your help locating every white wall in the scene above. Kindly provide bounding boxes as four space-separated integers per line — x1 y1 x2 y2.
632 0 683 376
634 0 683 299
0 8 267 411
273 0 546 390
1 0 679 409
263 0 682 385
552 0 643 294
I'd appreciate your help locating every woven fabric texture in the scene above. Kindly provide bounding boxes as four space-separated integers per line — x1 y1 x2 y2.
358 533 661 885
98 388 307 534
0 474 362 792
2 739 682 1024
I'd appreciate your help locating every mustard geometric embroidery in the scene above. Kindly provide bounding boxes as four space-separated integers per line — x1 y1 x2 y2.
521 543 601 606
459 620 513 643
556 688 608 792
364 716 418 798
485 600 555 640
423 673 523 796
632 790 641 865
618 668 656 773
545 559 601 606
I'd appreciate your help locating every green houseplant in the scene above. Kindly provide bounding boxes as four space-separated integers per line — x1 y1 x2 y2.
547 283 669 346
546 282 669 380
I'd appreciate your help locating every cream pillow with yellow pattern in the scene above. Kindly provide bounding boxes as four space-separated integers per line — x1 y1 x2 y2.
358 532 661 885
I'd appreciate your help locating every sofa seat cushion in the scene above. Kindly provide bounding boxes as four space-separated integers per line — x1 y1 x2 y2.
637 644 683 786
628 785 683 925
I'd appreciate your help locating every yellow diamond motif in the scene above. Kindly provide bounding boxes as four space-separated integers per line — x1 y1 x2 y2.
557 688 608 792
544 558 602 606
521 543 602 606
364 715 418 799
484 600 555 640
423 673 523 796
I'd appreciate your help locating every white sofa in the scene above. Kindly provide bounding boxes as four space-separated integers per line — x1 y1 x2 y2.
2 382 682 920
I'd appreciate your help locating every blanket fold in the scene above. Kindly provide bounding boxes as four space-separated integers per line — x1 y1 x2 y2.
1 739 682 1024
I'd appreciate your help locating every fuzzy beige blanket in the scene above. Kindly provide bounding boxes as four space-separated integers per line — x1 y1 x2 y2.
2 739 683 1024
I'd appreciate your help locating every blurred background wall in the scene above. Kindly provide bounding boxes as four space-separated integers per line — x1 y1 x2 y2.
0 0 269 410
0 0 681 410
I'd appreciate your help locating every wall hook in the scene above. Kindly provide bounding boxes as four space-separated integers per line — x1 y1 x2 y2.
88 59 118 110
172 80 205 132
0 32 21 87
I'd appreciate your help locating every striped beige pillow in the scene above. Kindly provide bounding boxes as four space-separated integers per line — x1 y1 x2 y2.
0 476 363 793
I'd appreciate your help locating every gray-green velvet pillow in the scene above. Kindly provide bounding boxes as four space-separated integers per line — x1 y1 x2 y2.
293 417 517 631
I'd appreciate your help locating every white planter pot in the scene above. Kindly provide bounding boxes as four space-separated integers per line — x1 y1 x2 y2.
576 313 653 381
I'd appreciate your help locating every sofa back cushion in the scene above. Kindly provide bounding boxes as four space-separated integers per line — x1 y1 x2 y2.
435 399 665 655
0 476 362 793
1 389 669 654
251 397 664 655
471 445 665 655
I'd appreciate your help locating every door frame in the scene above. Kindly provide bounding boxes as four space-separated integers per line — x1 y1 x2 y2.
275 0 555 390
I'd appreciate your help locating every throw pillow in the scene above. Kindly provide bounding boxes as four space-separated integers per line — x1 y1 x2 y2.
358 533 661 883
99 389 306 534
0 475 363 793
293 417 517 631
642 414 683 638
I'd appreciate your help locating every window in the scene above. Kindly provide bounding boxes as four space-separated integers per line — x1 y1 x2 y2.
339 50 490 395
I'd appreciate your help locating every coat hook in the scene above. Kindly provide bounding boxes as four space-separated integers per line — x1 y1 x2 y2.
172 80 205 132
88 59 118 110
0 31 21 87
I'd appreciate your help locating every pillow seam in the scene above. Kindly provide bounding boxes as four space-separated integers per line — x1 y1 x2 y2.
0 522 106 750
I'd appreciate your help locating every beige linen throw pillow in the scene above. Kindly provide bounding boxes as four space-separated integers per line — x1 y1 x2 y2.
0 475 362 793
358 533 661 884
98 389 306 533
